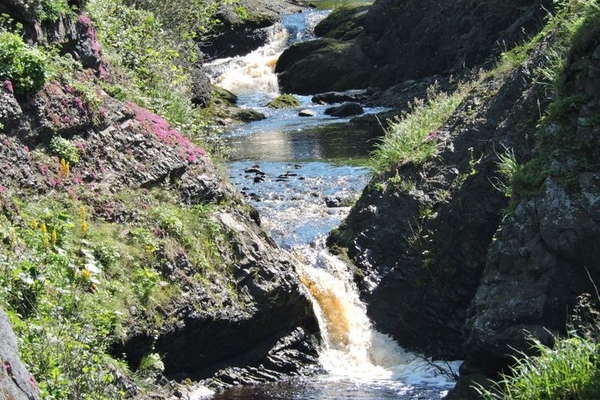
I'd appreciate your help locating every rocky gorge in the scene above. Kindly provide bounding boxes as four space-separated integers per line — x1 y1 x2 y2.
2 0 600 399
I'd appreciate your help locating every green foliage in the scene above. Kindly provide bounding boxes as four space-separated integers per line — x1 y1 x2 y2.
475 334 600 399
369 85 465 174
0 200 125 399
86 0 221 153
492 147 524 199
49 135 81 164
38 0 74 22
474 294 600 400
139 352 165 372
133 268 160 304
0 186 235 398
0 32 46 95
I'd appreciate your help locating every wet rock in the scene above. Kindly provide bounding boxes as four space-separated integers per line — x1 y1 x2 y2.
312 89 371 104
266 94 300 108
201 327 321 392
324 102 364 117
298 109 316 117
0 308 40 400
275 38 370 95
191 63 213 108
200 0 303 58
277 0 552 94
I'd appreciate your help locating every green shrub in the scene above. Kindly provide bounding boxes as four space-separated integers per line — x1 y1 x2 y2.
38 0 73 22
0 32 46 95
49 135 81 164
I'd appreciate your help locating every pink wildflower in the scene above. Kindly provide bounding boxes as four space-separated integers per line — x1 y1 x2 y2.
423 130 439 143
3 80 13 94
73 97 86 114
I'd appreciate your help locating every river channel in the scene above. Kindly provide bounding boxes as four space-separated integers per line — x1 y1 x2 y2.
205 2 461 399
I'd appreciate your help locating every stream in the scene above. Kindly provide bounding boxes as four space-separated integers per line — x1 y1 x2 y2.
204 3 460 399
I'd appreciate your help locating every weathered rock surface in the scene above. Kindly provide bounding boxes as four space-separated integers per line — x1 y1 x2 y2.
0 308 40 400
329 3 600 396
328 47 551 359
200 0 303 59
324 102 364 117
277 0 552 94
463 37 600 375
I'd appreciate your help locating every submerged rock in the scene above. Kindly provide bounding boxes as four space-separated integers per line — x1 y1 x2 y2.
324 102 364 117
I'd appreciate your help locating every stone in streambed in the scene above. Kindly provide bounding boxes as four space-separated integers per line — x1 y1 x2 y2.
324 102 364 117
266 94 301 108
298 109 316 117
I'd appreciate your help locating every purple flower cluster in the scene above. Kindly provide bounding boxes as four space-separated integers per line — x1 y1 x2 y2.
3 80 13 94
128 103 205 164
77 13 101 59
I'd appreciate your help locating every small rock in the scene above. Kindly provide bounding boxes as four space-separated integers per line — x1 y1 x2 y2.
324 102 364 117
298 109 316 117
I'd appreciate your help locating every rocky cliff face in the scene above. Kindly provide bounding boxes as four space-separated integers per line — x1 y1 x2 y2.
328 0 600 391
0 5 320 397
0 308 40 400
276 0 552 94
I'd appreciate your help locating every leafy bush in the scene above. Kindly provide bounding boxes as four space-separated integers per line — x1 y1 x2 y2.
38 0 73 22
0 32 46 95
49 135 81 164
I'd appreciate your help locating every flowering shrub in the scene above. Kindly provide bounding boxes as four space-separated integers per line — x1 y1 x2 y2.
0 32 46 95
128 102 205 164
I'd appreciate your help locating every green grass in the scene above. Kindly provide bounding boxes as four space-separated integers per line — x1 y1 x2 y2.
369 85 465 174
475 328 600 399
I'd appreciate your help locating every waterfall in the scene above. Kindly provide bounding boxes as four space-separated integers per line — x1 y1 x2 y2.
205 23 286 96
297 245 413 378
204 11 328 102
295 241 460 389
208 7 461 396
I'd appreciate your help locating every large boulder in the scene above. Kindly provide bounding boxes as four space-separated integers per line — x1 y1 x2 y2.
464 175 600 374
275 38 370 95
463 32 600 374
277 0 552 94
0 308 40 400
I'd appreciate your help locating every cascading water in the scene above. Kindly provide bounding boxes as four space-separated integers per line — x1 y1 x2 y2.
205 6 461 399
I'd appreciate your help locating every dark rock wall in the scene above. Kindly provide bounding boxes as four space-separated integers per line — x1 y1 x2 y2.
276 0 552 94
330 54 549 359
464 31 600 372
331 0 600 383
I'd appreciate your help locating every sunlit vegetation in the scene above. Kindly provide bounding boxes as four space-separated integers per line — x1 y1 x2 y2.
0 186 232 398
369 85 466 175
0 0 252 398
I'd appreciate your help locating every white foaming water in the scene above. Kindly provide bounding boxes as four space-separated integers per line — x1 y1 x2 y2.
205 23 288 98
296 240 460 390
